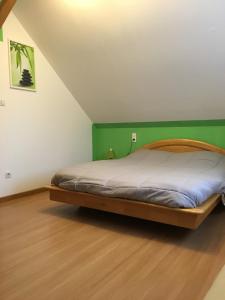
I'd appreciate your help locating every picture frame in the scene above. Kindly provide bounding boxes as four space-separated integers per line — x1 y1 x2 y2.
8 40 36 91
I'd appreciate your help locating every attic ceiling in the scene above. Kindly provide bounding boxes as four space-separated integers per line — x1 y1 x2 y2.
13 0 225 123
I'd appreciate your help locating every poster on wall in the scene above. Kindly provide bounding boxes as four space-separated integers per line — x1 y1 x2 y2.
8 40 36 91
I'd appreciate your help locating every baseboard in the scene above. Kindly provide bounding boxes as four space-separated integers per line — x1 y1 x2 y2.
0 187 47 202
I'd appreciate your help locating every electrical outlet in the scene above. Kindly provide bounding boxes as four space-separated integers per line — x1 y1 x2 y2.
131 132 137 143
5 172 12 179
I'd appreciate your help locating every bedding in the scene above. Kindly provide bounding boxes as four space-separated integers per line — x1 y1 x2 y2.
51 149 225 208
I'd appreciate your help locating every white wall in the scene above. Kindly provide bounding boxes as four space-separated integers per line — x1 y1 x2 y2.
0 13 92 197
14 0 225 122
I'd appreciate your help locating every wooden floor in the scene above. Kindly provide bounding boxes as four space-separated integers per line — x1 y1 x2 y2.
1 192 225 300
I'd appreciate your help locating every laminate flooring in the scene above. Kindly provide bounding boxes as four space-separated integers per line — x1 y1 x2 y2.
1 192 225 300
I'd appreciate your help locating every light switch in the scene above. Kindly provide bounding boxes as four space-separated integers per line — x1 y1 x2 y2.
131 132 137 143
0 99 5 106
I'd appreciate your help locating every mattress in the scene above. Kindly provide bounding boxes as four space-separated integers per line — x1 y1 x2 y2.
51 149 225 208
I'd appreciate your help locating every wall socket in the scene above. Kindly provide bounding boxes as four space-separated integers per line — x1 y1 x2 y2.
5 172 12 179
131 132 137 143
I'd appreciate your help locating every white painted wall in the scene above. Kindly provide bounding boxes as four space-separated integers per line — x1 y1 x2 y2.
0 13 92 197
14 0 225 122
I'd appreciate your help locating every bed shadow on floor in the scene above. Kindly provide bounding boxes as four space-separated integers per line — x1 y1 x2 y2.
41 201 225 254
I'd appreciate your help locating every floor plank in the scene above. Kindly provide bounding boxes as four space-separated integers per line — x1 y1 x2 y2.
0 192 225 300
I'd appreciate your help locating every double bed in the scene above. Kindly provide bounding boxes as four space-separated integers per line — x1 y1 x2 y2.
48 139 225 229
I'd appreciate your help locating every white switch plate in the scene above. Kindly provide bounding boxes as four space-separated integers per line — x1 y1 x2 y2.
131 132 137 143
0 99 5 106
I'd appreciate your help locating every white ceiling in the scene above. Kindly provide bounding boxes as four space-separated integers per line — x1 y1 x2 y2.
13 0 225 123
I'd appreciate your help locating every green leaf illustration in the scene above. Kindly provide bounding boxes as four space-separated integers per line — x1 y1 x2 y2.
16 50 21 73
10 41 33 73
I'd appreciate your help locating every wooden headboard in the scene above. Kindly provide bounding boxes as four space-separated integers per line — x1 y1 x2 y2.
143 139 225 155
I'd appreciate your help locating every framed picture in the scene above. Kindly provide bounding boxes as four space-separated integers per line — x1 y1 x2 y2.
8 40 36 91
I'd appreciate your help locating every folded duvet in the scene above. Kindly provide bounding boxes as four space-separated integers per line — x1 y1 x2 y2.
51 149 225 208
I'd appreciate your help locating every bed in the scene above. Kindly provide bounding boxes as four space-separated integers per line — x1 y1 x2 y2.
48 139 225 229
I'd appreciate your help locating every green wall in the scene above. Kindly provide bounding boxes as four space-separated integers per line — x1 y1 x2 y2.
92 120 225 160
0 28 3 42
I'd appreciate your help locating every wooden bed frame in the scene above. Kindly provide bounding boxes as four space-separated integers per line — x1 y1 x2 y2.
48 139 225 229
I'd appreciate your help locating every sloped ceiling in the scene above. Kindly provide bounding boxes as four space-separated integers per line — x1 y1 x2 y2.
13 0 225 123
